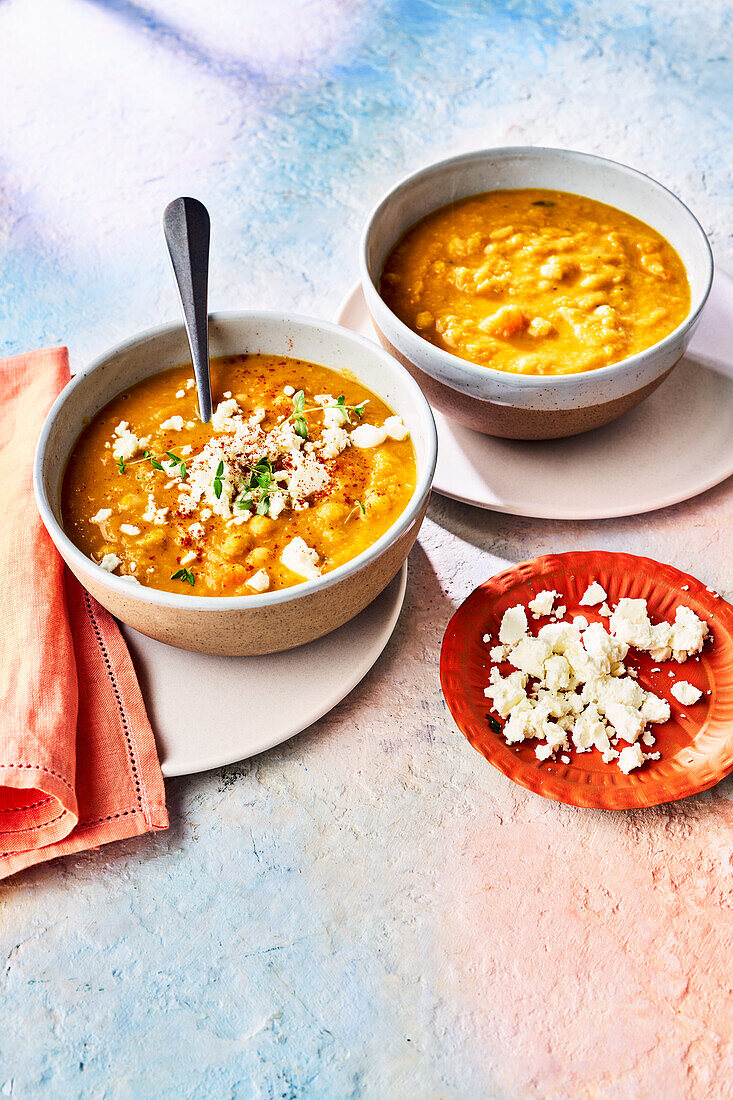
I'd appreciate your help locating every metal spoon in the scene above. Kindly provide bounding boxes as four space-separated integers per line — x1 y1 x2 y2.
162 196 213 423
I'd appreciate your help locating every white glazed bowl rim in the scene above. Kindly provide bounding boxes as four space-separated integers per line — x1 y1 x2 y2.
360 145 714 389
34 310 438 611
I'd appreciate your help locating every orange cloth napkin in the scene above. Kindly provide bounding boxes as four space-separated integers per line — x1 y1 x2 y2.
0 347 168 880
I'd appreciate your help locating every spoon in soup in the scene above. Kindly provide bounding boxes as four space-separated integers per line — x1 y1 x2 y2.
162 196 213 423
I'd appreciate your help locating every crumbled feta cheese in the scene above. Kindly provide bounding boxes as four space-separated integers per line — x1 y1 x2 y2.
528 589 560 618
484 587 710 774
618 744 646 774
160 415 185 431
210 399 240 432
350 423 388 448
610 599 652 648
384 415 409 441
640 694 671 724
142 493 168 525
268 492 288 520
283 385 295 396
582 621 628 674
111 421 145 462
91 508 112 524
98 553 121 572
188 522 204 539
544 655 572 693
287 452 331 503
319 426 350 460
120 524 140 536
482 633 491 644
580 581 607 606
484 670 528 718
511 635 553 678
186 378 195 389
670 680 703 706
281 537 321 580
247 569 270 593
605 702 645 744
180 551 197 566
499 605 528 646
669 606 708 661
176 389 185 399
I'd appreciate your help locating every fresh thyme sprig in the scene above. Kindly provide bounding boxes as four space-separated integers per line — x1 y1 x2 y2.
116 449 187 482
347 498 367 522
165 451 187 481
282 392 369 441
333 394 368 424
171 567 195 586
236 458 274 516
290 390 308 439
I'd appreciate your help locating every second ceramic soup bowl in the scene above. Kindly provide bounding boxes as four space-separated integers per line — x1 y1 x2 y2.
361 146 713 439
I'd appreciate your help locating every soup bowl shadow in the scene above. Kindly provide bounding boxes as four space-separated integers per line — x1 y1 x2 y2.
361 146 713 440
34 313 437 656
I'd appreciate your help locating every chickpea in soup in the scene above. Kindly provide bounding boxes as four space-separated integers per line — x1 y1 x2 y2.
62 354 417 596
380 188 690 376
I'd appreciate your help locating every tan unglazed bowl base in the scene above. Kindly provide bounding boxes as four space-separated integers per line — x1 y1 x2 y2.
372 323 677 440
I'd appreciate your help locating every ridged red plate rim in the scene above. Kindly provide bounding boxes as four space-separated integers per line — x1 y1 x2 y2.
440 552 733 809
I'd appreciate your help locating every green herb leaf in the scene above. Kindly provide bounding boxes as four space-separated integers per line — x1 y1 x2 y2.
487 714 502 735
179 462 187 481
294 417 308 440
165 451 182 463
356 498 366 515
353 401 367 419
171 567 195 586
213 460 225 499
150 457 164 472
116 457 126 475
293 390 306 413
256 497 270 516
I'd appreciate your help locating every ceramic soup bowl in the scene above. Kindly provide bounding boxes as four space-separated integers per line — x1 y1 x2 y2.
35 313 437 656
361 146 713 439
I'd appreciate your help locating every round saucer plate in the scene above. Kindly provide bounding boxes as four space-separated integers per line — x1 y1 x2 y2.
336 277 733 520
122 563 407 777
440 551 733 809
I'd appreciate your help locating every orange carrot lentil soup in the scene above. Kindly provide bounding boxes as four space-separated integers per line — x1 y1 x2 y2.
380 188 690 376
62 354 416 596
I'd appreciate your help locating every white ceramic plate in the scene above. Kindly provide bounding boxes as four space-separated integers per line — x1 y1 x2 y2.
337 272 733 520
122 563 407 776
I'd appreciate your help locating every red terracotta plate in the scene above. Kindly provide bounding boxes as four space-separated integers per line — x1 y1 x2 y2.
440 552 733 809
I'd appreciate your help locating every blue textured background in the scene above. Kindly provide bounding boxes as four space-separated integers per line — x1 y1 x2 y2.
1 2 732 1097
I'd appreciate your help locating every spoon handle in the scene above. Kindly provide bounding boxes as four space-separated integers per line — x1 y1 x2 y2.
162 197 213 423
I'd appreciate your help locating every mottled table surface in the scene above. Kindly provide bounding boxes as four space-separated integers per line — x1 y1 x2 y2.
1 2 732 1096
